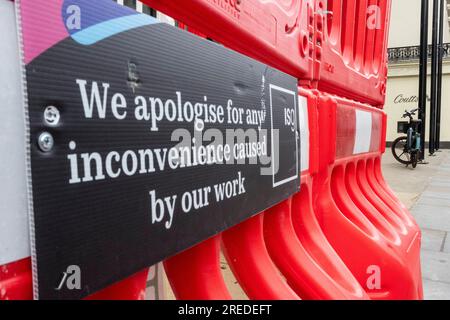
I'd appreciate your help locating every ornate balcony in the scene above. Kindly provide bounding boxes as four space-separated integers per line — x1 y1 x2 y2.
388 43 450 63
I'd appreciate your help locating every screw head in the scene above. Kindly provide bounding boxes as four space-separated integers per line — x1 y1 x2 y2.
44 106 60 126
38 132 54 152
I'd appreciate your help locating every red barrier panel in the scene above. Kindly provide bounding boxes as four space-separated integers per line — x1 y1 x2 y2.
312 93 423 299
164 236 232 300
86 269 149 300
143 0 314 81
263 183 368 300
0 258 33 300
262 89 368 300
222 214 300 300
148 0 391 105
316 0 392 106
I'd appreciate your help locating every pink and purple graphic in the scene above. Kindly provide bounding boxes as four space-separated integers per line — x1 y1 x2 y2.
19 0 157 64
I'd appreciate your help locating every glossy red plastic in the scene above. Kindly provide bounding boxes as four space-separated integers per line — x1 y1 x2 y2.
86 269 149 300
143 0 314 81
262 89 368 300
0 258 33 300
312 93 423 299
222 214 300 300
316 0 392 106
164 236 232 300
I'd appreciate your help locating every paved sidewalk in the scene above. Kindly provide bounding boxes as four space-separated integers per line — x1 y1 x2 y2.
383 150 450 300
409 151 450 300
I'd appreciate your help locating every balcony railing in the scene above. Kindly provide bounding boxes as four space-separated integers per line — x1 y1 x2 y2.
388 43 450 63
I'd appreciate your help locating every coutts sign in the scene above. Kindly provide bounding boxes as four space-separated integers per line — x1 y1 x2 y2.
394 94 430 104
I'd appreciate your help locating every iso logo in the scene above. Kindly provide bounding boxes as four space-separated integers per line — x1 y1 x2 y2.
55 265 81 291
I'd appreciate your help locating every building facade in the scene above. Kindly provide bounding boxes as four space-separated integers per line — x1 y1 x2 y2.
386 0 450 147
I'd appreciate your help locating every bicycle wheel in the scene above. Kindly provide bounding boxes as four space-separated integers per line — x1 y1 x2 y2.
411 152 418 168
391 136 412 165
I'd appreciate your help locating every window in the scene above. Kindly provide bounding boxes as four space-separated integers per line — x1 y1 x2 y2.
112 0 156 17
141 5 157 17
123 0 136 9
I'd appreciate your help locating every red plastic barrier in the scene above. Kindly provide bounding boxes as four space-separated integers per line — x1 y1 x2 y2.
263 184 368 300
222 214 300 300
86 269 149 300
164 207 303 300
317 0 392 106
262 89 368 300
143 0 315 81
311 93 423 299
164 236 232 300
0 258 33 300
176 22 208 38
148 0 391 105
147 89 424 301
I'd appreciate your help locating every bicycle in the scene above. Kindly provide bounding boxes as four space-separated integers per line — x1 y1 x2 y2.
391 108 422 168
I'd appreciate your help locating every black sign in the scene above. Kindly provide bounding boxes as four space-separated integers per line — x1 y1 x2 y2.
20 0 300 299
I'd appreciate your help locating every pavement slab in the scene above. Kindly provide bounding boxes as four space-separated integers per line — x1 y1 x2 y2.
395 150 450 300
421 250 450 284
421 229 447 252
411 205 450 232
423 279 450 300
444 234 450 254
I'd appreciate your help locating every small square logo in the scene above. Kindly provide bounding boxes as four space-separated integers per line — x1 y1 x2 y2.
269 85 299 188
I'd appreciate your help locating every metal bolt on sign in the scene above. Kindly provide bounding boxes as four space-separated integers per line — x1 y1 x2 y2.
37 132 54 152
43 106 60 127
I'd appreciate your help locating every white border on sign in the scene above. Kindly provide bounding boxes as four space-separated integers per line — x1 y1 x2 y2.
269 84 299 188
0 0 31 268
15 0 39 300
